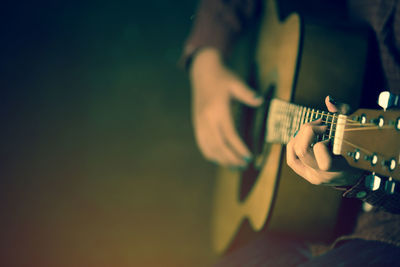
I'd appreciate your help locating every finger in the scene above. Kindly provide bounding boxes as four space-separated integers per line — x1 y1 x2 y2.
195 105 247 166
206 119 246 166
313 140 355 173
293 122 327 168
286 139 308 178
194 118 220 162
325 95 350 114
220 109 252 160
288 138 327 185
312 140 333 171
215 124 248 166
230 81 263 107
325 95 338 113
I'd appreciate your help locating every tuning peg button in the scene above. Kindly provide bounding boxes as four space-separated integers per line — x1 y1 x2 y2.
364 153 378 166
383 158 396 171
371 116 385 127
365 173 381 191
378 91 400 110
348 149 361 161
384 177 397 194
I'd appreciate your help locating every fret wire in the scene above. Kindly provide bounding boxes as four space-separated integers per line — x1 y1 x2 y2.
292 104 298 138
328 113 335 140
296 106 299 130
325 112 330 141
298 106 303 131
330 113 334 139
298 106 304 131
286 105 293 142
291 104 296 141
270 110 351 122
321 111 325 142
277 102 281 143
288 104 293 143
267 100 355 145
290 104 295 142
303 107 307 124
277 101 282 143
283 104 287 143
283 103 288 143
300 106 305 128
325 112 329 140
285 103 290 143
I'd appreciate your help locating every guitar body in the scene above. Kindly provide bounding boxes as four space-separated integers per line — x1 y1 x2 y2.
212 0 369 253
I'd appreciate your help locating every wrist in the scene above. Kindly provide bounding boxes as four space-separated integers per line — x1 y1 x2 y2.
189 47 224 78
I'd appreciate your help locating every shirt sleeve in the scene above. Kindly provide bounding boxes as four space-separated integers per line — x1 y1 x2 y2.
341 173 400 214
348 0 400 95
343 0 400 212
181 0 261 69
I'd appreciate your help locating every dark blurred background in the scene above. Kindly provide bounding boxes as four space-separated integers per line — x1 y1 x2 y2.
0 1 217 266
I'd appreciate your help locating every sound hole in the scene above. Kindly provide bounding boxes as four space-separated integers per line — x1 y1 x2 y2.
239 85 274 202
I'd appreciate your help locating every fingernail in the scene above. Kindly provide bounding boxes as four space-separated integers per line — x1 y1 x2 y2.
239 166 247 171
254 93 263 99
229 165 247 171
328 95 337 105
243 156 252 163
210 160 218 166
228 166 238 171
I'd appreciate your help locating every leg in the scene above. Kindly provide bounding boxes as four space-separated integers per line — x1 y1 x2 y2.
300 239 400 267
214 232 311 267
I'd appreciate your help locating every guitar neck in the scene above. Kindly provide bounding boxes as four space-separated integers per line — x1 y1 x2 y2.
265 98 341 145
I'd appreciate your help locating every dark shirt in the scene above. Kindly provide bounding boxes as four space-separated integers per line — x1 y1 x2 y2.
184 0 400 94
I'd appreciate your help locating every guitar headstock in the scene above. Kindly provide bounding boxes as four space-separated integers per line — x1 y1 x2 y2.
332 108 400 181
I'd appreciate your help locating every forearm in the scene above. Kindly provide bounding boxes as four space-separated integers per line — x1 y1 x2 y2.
181 0 261 69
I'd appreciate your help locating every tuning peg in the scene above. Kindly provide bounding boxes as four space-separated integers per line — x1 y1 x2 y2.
382 158 397 171
364 173 381 191
364 153 378 166
378 91 400 111
384 177 397 194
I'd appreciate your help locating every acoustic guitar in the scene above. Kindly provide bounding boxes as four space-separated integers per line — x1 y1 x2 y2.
212 0 399 253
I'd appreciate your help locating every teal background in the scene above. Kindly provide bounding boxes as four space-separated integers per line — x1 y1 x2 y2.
1 1 216 266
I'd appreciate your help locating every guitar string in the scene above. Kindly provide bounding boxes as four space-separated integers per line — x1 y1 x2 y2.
276 101 371 124
331 135 374 156
277 108 384 127
276 104 397 152
342 125 393 131
293 112 372 125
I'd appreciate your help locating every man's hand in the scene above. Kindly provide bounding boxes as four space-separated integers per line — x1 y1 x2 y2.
286 96 363 186
189 48 263 167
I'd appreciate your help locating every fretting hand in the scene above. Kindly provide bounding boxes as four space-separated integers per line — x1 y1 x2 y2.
286 96 363 186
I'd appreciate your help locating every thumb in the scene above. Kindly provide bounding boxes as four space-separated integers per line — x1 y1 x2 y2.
325 95 351 115
230 81 263 107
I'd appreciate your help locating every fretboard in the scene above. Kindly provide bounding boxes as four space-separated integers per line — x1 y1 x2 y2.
265 99 338 145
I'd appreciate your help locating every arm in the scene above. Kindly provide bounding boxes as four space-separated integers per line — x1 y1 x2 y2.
183 0 263 167
182 0 262 68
